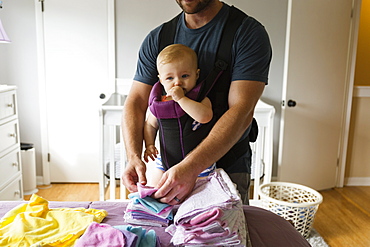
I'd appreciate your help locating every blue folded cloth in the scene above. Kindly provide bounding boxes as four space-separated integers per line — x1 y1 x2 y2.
128 192 171 214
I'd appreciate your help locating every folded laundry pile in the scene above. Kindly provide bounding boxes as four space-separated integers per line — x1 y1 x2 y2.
124 183 174 227
165 169 250 246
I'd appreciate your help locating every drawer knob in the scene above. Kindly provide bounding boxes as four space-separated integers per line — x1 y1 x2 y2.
14 190 20 195
9 133 17 138
12 162 18 167
7 103 14 108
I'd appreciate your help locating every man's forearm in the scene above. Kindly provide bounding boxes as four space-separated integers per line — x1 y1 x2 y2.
181 103 253 173
121 81 153 162
180 80 265 173
122 104 145 161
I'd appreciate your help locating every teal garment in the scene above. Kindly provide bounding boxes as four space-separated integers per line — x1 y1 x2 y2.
138 229 157 247
128 192 170 214
114 225 157 247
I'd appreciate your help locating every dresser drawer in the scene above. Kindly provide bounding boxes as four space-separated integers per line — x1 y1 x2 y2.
0 119 19 153
0 149 21 186
0 90 16 122
0 177 23 201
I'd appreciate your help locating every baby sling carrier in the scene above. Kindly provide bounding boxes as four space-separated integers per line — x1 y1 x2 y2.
149 6 258 170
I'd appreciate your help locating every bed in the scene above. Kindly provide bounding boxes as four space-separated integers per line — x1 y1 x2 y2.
0 199 311 246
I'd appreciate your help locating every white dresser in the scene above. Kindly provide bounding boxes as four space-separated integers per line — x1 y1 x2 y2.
0 85 23 200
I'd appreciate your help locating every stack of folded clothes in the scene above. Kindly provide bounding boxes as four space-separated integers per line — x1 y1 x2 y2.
124 183 174 227
165 169 250 247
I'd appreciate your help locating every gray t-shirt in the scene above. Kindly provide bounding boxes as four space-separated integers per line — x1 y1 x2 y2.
134 3 272 86
134 4 272 173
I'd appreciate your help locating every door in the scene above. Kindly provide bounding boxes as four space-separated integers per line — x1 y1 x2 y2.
41 0 109 182
278 0 353 190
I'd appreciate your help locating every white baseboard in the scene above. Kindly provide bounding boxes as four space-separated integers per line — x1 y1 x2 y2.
344 177 370 186
269 176 370 186
354 86 370 97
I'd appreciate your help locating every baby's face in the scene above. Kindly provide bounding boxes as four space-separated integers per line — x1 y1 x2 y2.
158 56 199 95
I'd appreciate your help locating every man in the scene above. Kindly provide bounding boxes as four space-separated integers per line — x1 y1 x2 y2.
121 0 272 205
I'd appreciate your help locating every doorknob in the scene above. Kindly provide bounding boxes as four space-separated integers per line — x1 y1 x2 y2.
287 100 297 107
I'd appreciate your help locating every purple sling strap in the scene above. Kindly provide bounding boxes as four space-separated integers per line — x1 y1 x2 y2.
149 81 202 119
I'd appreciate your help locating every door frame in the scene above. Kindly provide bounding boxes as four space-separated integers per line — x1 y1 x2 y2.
34 0 49 185
35 0 116 185
337 0 362 187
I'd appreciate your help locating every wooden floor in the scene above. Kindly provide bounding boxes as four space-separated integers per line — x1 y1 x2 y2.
313 186 370 247
24 185 370 247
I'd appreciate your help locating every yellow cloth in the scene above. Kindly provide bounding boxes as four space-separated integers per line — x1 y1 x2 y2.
0 194 107 247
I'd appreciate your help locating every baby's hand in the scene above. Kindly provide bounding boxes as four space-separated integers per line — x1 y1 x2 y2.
143 145 159 162
167 86 185 102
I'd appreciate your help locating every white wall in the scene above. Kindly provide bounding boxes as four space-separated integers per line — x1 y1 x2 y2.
116 0 180 80
0 0 287 179
0 0 43 176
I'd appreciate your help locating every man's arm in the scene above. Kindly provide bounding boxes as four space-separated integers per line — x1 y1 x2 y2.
153 80 265 204
121 81 153 192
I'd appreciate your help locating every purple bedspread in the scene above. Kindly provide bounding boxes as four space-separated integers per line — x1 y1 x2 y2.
0 200 311 247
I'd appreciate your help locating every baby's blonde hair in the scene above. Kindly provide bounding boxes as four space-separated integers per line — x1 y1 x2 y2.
157 44 198 69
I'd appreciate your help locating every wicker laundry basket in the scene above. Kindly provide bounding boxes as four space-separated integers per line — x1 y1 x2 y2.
258 182 323 238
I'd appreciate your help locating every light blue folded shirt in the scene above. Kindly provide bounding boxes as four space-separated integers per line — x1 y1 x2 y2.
128 192 171 214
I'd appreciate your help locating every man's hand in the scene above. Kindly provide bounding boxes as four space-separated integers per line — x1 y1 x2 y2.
121 157 147 192
152 163 198 205
121 81 152 193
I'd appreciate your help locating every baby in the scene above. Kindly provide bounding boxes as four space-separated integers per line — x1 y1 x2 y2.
143 44 215 186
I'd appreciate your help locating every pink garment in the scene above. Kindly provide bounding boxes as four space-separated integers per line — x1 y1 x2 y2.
167 169 248 246
183 221 226 234
137 183 158 198
184 227 232 243
182 208 224 228
74 222 126 247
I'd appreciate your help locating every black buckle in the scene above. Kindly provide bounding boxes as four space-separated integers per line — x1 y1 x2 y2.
215 59 228 70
